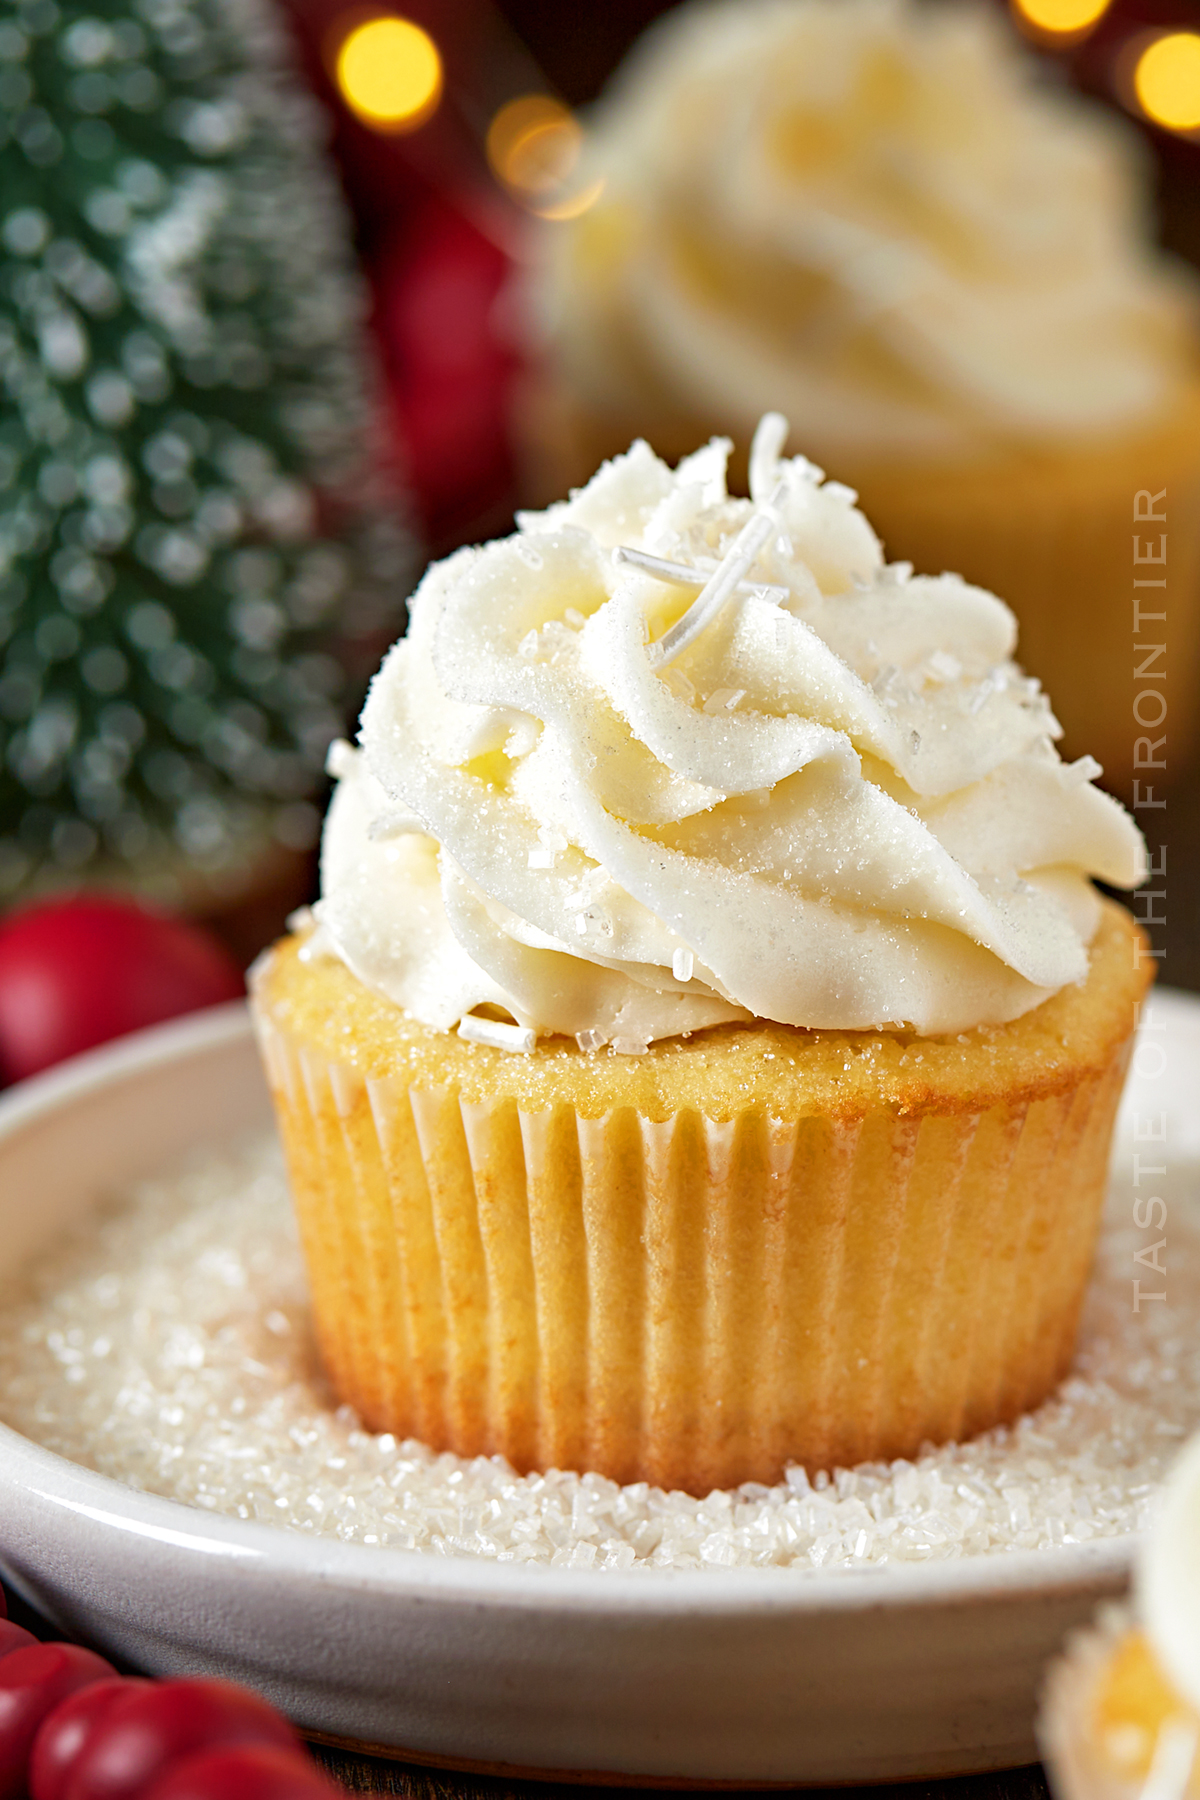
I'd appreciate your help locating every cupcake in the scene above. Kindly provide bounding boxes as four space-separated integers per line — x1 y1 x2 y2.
251 417 1148 1495
525 0 1200 780
1041 1433 1200 1800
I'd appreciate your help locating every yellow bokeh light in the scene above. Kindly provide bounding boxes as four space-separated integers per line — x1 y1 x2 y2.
335 15 442 133
487 94 582 198
1010 0 1110 37
1134 33 1200 134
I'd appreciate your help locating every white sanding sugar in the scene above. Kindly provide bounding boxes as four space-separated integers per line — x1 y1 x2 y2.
0 1131 1197 1573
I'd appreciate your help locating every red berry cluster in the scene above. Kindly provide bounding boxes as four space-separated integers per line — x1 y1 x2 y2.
0 1589 336 1799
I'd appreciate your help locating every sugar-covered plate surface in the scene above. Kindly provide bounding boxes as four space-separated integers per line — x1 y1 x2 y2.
0 997 1194 1786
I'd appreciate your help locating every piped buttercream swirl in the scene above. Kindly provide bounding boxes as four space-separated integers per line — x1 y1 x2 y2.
312 421 1143 1049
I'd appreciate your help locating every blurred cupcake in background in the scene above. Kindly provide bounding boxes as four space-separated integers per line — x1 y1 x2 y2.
524 0 1200 783
1040 1430 1200 1800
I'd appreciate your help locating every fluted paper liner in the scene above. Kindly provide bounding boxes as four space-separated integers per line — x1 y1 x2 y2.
254 982 1135 1495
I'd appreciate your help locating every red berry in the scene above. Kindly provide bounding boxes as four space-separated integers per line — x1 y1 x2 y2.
0 897 244 1082
0 1644 115 1799
140 1743 336 1800
0 1621 37 1663
30 1679 147 1800
63 1678 298 1800
0 1588 6 1618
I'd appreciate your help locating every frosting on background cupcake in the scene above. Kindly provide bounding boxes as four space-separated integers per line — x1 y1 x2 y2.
541 0 1199 460
312 417 1143 1048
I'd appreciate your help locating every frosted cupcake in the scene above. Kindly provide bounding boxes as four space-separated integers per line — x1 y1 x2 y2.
527 0 1200 779
251 416 1149 1495
1041 1432 1200 1800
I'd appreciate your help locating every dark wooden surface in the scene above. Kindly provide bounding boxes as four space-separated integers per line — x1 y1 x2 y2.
305 1746 1054 1800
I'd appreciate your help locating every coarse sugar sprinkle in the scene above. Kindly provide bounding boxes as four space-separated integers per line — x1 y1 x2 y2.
0 1131 1196 1574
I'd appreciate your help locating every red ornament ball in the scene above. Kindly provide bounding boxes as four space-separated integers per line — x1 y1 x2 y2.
0 897 244 1084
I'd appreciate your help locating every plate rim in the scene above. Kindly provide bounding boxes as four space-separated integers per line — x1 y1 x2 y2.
4 987 1196 1621
0 1412 1136 1614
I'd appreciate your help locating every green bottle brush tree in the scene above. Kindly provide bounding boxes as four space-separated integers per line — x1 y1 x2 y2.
0 0 413 910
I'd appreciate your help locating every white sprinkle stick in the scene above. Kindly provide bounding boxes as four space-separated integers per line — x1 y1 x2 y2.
458 1015 537 1054
671 947 694 982
613 545 787 601
748 411 789 503
649 479 789 668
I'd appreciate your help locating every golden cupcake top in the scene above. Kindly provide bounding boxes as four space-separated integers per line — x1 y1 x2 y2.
305 416 1142 1050
539 0 1199 458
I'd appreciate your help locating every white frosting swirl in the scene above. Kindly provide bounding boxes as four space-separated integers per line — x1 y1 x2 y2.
312 423 1143 1049
1140 1432 1200 1714
544 0 1197 456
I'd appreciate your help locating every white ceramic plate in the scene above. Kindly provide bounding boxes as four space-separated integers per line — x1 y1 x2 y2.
0 995 1195 1789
